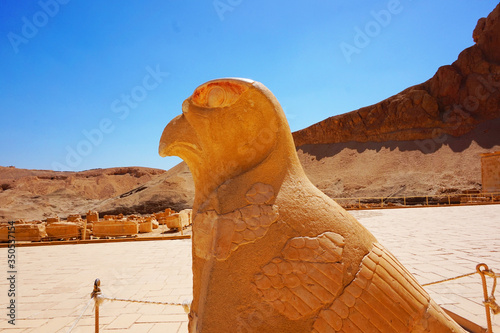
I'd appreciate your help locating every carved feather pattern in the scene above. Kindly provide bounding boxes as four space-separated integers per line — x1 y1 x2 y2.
254 232 345 320
312 243 463 333
193 183 279 260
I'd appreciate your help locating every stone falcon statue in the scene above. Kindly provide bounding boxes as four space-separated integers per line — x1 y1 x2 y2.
159 78 464 332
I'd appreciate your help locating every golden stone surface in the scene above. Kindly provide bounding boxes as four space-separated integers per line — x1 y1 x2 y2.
159 78 465 332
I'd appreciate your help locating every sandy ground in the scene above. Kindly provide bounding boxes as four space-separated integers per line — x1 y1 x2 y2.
298 140 500 199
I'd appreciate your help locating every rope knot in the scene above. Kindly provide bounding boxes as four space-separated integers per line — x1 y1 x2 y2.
485 296 499 315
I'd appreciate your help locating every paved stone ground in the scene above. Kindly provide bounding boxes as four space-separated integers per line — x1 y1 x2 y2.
0 240 192 332
0 204 498 332
350 204 500 332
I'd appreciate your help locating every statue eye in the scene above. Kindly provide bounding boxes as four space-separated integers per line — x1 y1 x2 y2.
207 86 226 107
190 79 252 108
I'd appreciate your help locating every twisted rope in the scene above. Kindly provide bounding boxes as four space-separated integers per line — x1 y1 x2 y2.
482 269 499 315
420 267 499 316
99 295 191 313
66 298 93 333
421 271 477 287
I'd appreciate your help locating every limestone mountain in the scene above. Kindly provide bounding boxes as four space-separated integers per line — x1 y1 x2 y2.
293 3 500 198
293 2 500 147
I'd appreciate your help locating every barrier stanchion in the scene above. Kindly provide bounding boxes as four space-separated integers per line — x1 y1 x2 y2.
477 264 499 333
86 278 190 332
80 264 497 332
91 279 101 333
419 263 498 333
333 192 500 210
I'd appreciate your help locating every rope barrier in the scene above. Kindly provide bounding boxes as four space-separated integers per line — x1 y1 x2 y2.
333 192 500 202
66 298 93 333
422 271 477 287
89 278 190 333
476 264 499 333
402 265 499 332
98 295 191 313
420 264 498 332
333 191 500 210
82 264 498 332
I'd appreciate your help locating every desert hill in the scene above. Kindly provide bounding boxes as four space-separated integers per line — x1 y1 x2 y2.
0 164 195 222
92 162 194 216
0 166 167 222
1 4 499 223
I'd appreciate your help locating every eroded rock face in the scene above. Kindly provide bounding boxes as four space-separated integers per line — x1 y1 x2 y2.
159 78 465 332
0 166 168 222
293 3 500 147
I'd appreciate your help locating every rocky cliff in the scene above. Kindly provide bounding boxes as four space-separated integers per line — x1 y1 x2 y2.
0 164 194 222
292 3 500 147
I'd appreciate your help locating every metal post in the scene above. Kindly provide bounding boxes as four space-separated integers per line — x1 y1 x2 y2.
448 195 450 205
476 264 493 333
426 196 428 206
95 299 99 333
91 278 101 333
403 196 406 206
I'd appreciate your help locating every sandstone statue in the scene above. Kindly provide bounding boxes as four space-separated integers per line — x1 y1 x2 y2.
159 78 464 332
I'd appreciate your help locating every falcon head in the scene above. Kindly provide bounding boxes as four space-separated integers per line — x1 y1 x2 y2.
159 78 298 208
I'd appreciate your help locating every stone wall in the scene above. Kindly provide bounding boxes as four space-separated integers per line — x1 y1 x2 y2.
481 151 500 192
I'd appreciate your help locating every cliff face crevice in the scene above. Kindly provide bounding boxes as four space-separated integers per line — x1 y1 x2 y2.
292 3 500 148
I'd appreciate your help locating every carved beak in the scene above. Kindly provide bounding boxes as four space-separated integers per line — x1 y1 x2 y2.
158 113 201 158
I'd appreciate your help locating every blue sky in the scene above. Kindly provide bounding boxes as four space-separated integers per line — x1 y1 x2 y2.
0 0 497 172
